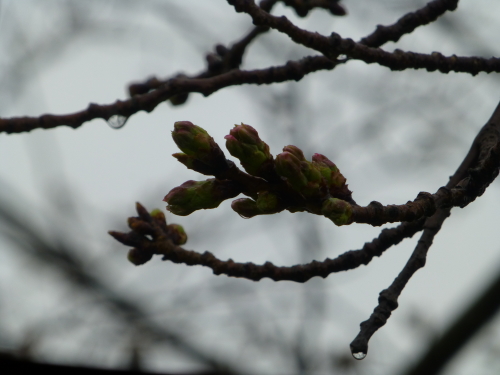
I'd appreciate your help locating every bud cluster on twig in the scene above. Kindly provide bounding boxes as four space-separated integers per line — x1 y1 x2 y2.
109 203 187 266
164 121 355 225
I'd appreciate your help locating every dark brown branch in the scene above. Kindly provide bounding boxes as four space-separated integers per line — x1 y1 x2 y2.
128 0 280 97
349 155 500 225
0 57 338 134
110 203 425 282
129 0 454 97
277 0 346 17
128 25 271 97
229 0 500 76
360 0 459 48
0 353 225 375
0 0 463 135
349 100 500 358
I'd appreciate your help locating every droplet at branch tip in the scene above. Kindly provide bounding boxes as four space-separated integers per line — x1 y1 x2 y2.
351 352 366 360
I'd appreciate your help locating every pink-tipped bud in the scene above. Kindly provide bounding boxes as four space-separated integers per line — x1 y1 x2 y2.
231 198 262 219
225 123 273 177
282 145 306 161
256 191 282 213
167 224 188 245
321 198 352 226
311 153 353 202
172 122 227 172
275 152 308 191
164 179 241 216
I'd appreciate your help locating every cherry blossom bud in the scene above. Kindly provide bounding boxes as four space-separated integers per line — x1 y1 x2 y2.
312 153 346 188
167 224 188 245
231 198 261 219
164 179 240 216
322 198 352 226
256 191 281 213
172 122 227 171
312 153 353 202
150 209 166 222
127 248 153 266
282 145 306 161
275 151 308 191
224 123 273 177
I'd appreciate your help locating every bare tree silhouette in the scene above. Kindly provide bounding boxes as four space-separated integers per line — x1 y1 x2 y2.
2 1 500 374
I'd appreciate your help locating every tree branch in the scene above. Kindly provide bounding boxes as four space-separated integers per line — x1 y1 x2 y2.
0 353 225 375
0 56 340 134
110 203 426 282
349 100 500 358
0 0 461 135
229 0 500 76
360 0 459 48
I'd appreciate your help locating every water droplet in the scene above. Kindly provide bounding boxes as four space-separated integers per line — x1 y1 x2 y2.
237 213 251 219
337 54 347 60
107 115 128 129
352 352 366 360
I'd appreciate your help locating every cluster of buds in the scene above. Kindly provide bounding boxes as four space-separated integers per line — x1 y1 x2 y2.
109 204 188 266
274 146 350 201
165 121 354 225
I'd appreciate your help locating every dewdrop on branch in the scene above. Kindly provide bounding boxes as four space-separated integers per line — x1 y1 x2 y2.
107 115 128 129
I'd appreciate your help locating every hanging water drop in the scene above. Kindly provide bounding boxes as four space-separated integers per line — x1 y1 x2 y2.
107 115 128 129
352 352 366 360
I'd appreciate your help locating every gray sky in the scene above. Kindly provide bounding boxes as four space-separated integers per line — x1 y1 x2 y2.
1 1 500 374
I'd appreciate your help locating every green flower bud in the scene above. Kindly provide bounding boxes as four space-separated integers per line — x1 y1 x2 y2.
302 161 322 185
172 122 227 171
322 198 352 226
224 123 273 176
169 92 189 106
167 224 188 245
282 145 306 161
150 209 166 222
312 153 346 188
231 198 261 219
312 153 354 203
164 179 240 216
275 151 308 191
256 191 280 213
276 146 328 198
172 122 211 155
127 248 153 266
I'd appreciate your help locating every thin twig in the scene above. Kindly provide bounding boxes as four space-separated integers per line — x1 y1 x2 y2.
349 100 500 357
110 203 425 282
229 0 499 76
